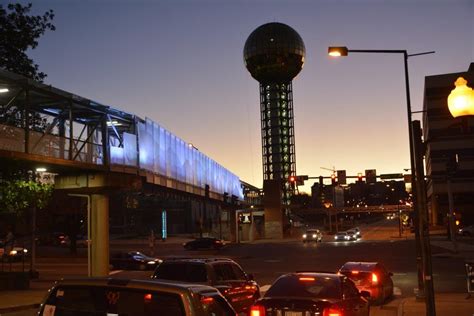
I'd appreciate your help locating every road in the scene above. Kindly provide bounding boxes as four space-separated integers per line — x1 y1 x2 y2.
4 218 472 315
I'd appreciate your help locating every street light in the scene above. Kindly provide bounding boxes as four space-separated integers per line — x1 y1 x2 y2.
328 46 436 315
447 77 474 118
445 77 474 252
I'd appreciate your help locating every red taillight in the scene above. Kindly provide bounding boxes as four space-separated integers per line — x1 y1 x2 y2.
144 293 152 302
351 270 359 274
323 306 343 316
298 277 315 282
201 296 214 304
372 273 378 284
250 305 266 316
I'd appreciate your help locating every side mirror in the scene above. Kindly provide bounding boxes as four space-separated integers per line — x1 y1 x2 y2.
247 274 254 281
360 290 371 298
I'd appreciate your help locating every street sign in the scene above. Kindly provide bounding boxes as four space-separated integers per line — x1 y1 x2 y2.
337 170 346 185
365 169 377 184
380 173 404 180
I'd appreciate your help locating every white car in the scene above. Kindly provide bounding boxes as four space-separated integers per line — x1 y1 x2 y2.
302 229 322 243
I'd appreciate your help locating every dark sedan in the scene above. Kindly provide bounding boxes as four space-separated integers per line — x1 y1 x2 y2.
110 251 162 271
183 237 225 250
250 272 370 316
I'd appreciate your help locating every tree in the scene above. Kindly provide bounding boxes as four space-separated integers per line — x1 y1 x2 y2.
0 3 55 82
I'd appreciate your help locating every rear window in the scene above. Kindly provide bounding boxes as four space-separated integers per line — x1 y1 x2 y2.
265 275 341 299
40 285 185 316
154 262 208 282
340 271 372 281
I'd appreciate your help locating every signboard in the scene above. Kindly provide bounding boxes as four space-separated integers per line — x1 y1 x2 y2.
337 170 347 185
239 213 251 224
365 169 377 184
380 173 403 180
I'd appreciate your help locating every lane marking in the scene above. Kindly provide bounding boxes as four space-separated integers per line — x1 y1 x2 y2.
109 270 123 275
393 287 402 296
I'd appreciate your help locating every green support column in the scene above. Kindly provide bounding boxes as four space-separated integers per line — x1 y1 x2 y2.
91 194 109 277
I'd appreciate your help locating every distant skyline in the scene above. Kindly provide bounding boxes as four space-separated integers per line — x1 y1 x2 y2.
25 0 473 192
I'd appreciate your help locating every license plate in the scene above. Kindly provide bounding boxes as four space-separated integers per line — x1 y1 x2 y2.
285 312 302 316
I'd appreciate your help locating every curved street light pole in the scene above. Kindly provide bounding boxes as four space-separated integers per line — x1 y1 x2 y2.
328 47 436 315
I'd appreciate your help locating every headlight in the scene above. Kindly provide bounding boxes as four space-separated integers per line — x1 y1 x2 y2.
9 250 17 255
334 236 337 239
147 261 156 265
312 234 317 238
302 234 307 238
23 249 28 253
345 236 349 240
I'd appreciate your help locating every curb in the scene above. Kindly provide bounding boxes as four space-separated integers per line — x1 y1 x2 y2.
397 297 408 316
0 303 40 314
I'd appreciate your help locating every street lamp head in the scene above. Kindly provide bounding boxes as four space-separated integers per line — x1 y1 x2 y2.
328 46 348 57
447 77 474 118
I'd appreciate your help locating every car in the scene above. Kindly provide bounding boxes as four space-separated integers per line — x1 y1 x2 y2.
338 261 394 305
37 278 236 316
347 229 360 240
458 225 474 236
334 231 354 241
60 234 88 248
152 257 260 314
183 237 226 250
0 240 28 262
110 251 162 271
249 272 370 316
302 229 322 243
353 227 362 237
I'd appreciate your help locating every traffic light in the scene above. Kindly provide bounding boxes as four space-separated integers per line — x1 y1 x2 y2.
331 173 336 185
357 173 363 182
289 176 296 189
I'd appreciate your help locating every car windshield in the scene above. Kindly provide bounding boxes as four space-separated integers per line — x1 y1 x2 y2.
40 285 185 316
265 275 341 299
336 233 346 236
306 230 318 234
339 270 372 281
154 263 208 282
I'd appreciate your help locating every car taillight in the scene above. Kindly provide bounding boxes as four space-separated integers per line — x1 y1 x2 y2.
372 273 378 284
201 296 214 305
323 306 343 316
250 304 266 316
299 277 315 282
351 270 359 274
144 293 152 303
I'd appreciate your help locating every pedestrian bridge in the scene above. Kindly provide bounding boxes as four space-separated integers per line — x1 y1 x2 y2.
0 69 243 200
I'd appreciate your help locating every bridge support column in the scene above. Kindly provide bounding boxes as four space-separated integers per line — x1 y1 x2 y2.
91 194 109 277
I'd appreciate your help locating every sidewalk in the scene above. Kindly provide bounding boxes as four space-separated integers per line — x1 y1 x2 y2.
399 293 474 316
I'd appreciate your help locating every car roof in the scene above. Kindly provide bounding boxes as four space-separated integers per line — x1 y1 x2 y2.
283 272 342 282
340 262 379 272
162 257 234 264
336 231 347 234
51 278 219 294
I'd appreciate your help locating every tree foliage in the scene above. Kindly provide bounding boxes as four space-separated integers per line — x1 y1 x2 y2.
0 180 53 214
0 3 55 82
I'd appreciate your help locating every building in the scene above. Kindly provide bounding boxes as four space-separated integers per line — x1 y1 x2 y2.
422 63 474 226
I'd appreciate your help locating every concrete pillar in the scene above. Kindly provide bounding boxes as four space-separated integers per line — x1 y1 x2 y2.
263 180 283 239
91 194 109 277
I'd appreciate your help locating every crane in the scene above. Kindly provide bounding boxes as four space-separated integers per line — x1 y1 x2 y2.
320 166 336 175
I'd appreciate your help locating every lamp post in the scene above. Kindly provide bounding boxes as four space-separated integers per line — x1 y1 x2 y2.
328 46 436 315
446 77 474 251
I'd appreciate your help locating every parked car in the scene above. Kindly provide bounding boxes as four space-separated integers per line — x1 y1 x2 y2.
37 278 236 316
183 237 225 250
338 261 394 305
250 272 370 316
334 231 354 241
110 251 162 271
302 229 322 243
458 225 474 236
152 257 260 314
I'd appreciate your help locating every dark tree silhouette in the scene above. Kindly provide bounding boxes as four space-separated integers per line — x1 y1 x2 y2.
0 3 55 82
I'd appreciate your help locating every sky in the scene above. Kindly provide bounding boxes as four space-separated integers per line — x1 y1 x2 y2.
24 0 474 193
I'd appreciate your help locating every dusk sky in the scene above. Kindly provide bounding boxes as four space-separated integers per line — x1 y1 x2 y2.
27 0 473 192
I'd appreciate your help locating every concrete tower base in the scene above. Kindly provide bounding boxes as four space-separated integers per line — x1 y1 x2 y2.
263 180 284 239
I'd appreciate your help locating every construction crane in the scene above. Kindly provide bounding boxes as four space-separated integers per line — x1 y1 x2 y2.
320 166 336 175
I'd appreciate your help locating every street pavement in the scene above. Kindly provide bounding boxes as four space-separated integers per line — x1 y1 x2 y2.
1 219 473 316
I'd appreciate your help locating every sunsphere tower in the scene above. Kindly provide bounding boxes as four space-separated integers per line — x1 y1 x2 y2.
244 22 305 238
